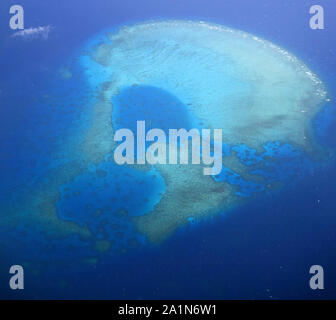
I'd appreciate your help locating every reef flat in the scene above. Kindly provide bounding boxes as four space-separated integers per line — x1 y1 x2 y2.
80 20 329 242
0 20 330 255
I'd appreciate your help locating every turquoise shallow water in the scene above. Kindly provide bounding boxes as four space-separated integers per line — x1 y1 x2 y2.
1 0 336 299
2 19 333 249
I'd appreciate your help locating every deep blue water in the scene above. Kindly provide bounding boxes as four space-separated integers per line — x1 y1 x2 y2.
0 0 336 299
113 86 193 133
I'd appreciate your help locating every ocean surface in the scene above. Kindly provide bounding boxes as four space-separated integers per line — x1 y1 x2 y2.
0 0 336 299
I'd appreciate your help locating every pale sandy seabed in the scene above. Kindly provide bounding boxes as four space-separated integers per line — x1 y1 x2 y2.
1 20 332 264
